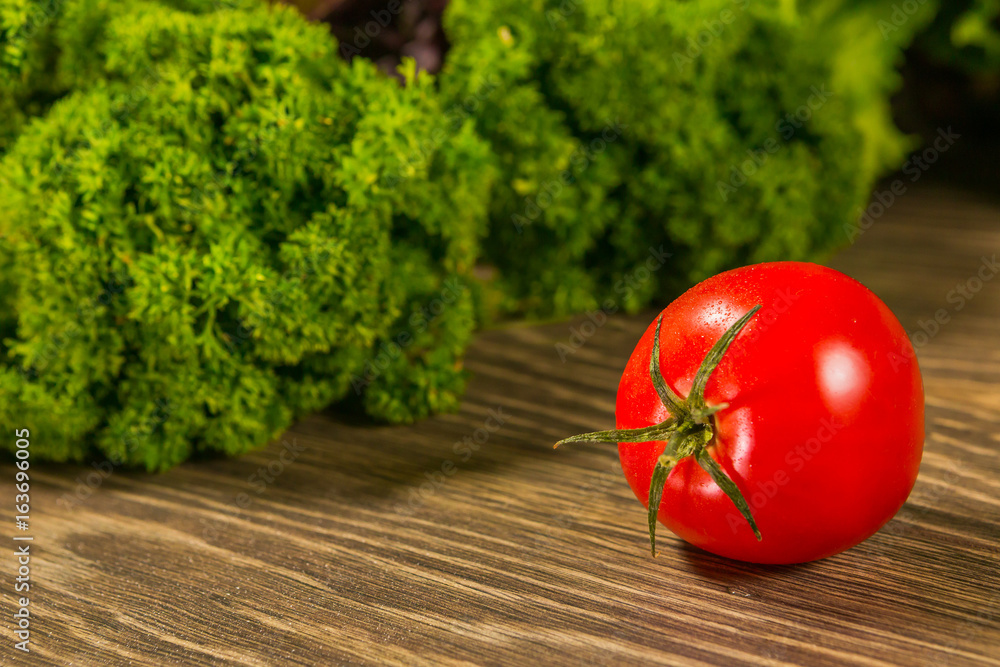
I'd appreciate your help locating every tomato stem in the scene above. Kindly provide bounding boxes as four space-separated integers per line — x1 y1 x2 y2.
688 306 761 416
555 305 763 555
554 418 678 447
650 315 689 419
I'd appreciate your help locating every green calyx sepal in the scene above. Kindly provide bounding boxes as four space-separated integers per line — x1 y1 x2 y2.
556 305 763 556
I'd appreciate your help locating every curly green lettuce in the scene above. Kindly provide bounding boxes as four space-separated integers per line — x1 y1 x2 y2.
0 0 493 469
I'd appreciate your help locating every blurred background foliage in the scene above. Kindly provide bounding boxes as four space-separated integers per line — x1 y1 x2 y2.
296 0 999 191
0 0 996 468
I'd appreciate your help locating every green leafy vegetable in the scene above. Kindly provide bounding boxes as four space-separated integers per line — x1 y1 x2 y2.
0 0 494 469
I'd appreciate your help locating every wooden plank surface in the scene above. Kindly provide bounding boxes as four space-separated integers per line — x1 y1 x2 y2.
5 182 1000 665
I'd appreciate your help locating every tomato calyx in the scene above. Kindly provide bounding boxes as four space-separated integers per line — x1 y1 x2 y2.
555 305 763 556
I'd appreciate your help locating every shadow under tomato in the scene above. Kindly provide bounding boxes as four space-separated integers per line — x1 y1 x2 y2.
675 540 815 586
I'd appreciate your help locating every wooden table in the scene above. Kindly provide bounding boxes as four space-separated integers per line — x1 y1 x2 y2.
10 183 1000 665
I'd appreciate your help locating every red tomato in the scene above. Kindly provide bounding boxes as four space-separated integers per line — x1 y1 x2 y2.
562 261 924 564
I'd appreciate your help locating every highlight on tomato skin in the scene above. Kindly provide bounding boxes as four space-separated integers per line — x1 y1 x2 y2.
558 261 925 565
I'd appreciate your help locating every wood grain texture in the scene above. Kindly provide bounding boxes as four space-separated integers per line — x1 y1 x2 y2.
4 183 1000 666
